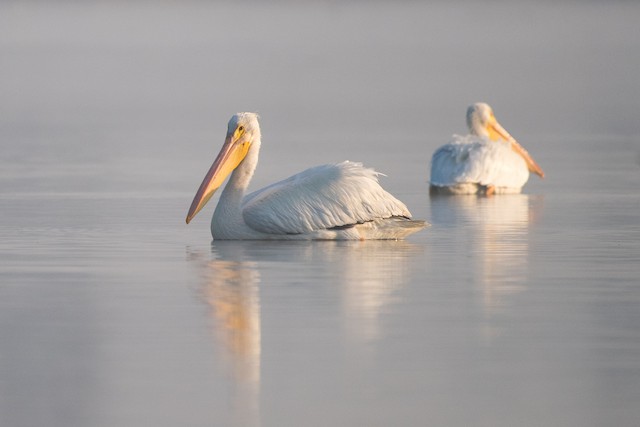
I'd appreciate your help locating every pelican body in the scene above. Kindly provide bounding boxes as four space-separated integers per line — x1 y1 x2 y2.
430 103 544 195
186 113 427 240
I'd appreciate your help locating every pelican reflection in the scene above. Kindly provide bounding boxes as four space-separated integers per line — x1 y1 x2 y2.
300 240 422 343
203 240 421 343
188 239 423 422
430 194 543 311
191 243 261 426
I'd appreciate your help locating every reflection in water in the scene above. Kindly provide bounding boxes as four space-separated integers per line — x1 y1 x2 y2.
315 241 421 343
189 244 261 427
200 240 422 347
430 195 543 315
187 239 422 424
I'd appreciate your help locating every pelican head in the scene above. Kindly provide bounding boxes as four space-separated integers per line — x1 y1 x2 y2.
186 112 261 224
466 102 544 178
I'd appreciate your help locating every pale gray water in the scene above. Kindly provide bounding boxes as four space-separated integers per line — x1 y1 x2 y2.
1 1 640 426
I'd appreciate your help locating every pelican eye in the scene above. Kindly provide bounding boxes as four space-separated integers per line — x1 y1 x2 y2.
234 125 246 140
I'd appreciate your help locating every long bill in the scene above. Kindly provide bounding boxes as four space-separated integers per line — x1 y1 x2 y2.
488 120 545 178
186 133 251 224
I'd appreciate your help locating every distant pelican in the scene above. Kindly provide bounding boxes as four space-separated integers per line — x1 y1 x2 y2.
430 103 544 195
186 113 427 240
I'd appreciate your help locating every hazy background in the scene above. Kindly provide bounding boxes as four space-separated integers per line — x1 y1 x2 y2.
2 0 639 197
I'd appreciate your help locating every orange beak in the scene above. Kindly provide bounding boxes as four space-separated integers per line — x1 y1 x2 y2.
488 120 545 178
186 131 252 224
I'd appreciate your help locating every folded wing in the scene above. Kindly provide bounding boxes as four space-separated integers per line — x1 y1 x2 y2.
430 135 528 187
242 161 411 234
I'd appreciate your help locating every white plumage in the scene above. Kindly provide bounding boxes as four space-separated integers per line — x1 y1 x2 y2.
430 135 530 194
242 161 410 234
430 103 544 195
187 113 426 240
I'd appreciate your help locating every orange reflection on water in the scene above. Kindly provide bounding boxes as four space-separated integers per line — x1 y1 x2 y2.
191 245 261 426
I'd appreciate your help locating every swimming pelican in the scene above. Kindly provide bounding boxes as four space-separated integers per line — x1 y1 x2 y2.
186 113 427 240
429 102 544 195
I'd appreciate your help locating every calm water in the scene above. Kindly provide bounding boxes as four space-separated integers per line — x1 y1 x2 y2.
1 2 640 426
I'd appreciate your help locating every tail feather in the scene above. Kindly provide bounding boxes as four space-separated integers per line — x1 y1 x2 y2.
354 216 429 240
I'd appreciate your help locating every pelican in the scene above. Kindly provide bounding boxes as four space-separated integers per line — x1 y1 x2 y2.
186 113 427 240
429 103 544 195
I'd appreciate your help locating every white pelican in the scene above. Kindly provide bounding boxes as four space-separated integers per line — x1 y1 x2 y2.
430 102 544 195
186 113 427 240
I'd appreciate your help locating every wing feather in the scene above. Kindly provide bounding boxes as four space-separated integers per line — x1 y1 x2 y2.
430 135 529 187
242 161 411 234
